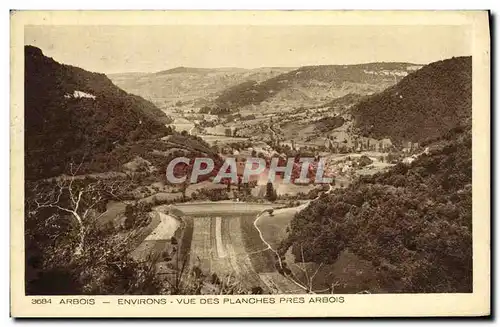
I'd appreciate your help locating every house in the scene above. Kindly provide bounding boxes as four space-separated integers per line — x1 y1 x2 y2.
402 154 418 165
402 141 420 153
380 138 393 151
224 127 238 137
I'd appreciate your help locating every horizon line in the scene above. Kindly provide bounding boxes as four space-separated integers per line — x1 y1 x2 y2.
26 44 470 76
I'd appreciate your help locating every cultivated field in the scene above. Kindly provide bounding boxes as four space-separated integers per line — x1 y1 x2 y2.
188 214 267 291
172 202 304 294
127 200 335 294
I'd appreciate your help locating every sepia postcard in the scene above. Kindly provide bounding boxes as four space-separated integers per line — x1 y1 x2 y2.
10 10 490 317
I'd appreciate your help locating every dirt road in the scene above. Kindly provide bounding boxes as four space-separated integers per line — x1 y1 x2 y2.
172 201 280 215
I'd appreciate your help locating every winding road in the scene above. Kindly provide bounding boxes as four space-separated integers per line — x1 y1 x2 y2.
252 184 334 292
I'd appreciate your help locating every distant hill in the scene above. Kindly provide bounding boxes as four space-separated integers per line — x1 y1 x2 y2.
109 67 294 109
154 67 223 75
25 45 172 179
212 63 420 113
352 57 472 144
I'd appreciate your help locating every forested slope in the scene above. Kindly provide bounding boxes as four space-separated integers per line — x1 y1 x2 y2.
280 128 472 293
25 46 172 179
352 56 472 143
213 62 418 112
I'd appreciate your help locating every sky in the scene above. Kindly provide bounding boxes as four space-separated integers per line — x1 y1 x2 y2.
24 25 472 74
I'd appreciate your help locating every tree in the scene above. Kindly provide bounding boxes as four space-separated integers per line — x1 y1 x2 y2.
290 244 325 293
242 182 251 196
237 175 242 192
25 175 161 295
265 182 277 202
28 170 129 255
358 155 373 167
180 180 188 201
